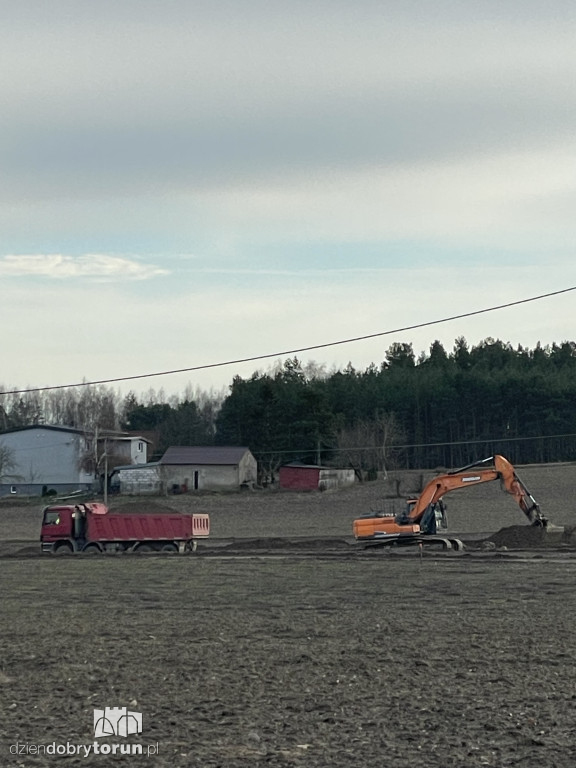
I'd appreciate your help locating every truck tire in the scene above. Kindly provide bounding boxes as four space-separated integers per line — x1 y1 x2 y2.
160 543 178 553
136 544 154 553
53 542 73 555
82 544 102 555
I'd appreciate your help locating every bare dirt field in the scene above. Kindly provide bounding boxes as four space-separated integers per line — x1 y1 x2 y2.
2 464 576 766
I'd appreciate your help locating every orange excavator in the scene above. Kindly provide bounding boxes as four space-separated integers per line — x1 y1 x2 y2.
353 455 547 550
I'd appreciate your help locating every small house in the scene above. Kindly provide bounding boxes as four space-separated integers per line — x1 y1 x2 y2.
115 446 257 494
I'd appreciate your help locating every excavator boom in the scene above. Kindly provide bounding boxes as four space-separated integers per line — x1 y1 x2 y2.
405 455 545 526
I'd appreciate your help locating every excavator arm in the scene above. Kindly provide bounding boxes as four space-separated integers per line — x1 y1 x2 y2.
485 455 545 526
403 455 546 526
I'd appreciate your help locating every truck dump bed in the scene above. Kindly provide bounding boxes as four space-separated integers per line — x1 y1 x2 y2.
87 512 210 542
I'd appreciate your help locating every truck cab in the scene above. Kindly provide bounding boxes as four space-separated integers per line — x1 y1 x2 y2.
40 506 77 553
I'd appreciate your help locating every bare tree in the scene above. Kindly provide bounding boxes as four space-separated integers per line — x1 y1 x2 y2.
0 443 22 483
256 452 286 487
0 398 8 431
73 386 119 431
78 432 128 495
336 412 404 481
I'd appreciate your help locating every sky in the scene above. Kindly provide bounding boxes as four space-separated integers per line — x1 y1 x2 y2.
1 0 576 399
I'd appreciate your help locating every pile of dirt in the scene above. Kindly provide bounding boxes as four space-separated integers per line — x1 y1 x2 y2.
108 501 183 515
222 537 351 551
487 524 572 549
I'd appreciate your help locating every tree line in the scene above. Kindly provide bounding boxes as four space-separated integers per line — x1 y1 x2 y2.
2 337 576 476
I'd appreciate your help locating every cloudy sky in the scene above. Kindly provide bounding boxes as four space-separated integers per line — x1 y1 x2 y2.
2 0 575 397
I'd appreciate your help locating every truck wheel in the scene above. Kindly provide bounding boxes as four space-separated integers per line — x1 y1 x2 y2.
161 543 178 553
136 544 154 553
53 542 73 555
83 544 102 555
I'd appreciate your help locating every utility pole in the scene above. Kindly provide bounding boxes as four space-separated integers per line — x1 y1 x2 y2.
94 426 108 504
94 425 99 496
103 438 108 506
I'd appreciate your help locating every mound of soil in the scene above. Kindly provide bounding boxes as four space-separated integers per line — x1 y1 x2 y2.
488 524 569 549
224 537 294 550
108 501 184 515
222 537 351 551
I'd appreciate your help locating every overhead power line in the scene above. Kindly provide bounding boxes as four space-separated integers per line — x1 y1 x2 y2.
252 432 576 457
1 284 575 396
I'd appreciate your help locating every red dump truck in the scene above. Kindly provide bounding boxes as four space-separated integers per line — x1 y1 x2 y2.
40 502 210 554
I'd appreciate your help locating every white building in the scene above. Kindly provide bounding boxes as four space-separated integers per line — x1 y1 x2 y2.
115 446 257 495
0 425 148 497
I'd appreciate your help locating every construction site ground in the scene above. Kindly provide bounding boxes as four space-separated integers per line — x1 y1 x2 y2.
1 462 576 766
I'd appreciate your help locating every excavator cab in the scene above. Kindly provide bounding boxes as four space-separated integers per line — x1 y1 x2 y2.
418 500 448 535
396 498 447 534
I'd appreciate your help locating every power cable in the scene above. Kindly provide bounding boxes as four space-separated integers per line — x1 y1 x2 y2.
252 432 576 456
1 284 574 396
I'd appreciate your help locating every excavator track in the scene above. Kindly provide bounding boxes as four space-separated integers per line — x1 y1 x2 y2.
360 534 465 551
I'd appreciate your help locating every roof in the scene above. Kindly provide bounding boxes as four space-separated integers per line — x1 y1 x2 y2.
280 463 351 471
103 434 151 443
0 424 149 441
160 446 252 466
281 462 327 469
1 424 83 436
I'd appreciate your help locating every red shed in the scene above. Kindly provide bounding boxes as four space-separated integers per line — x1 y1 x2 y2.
279 463 357 491
279 463 322 490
